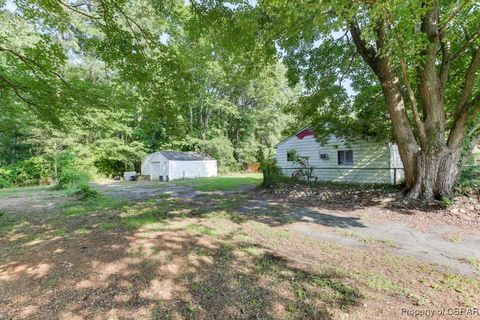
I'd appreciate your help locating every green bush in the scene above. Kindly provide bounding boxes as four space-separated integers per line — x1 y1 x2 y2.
259 157 285 187
0 169 14 188
455 166 480 195
65 183 99 200
58 167 90 187
0 157 51 188
0 151 95 190
57 152 91 189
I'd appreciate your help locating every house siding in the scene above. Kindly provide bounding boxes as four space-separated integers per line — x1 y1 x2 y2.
168 160 217 181
141 152 217 181
141 153 168 181
275 135 397 184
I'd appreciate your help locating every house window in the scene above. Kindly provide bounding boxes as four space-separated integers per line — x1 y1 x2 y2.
287 149 297 162
338 150 353 165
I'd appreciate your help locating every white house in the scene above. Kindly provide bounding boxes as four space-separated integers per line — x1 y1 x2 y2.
275 127 404 184
141 151 217 181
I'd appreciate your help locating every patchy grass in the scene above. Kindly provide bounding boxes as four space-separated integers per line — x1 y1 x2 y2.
186 223 217 236
337 229 402 248
173 173 262 191
0 183 479 319
0 212 16 234
59 194 120 217
466 257 480 269
0 185 53 199
362 271 406 294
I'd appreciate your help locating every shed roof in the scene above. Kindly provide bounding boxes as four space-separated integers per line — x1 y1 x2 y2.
156 151 214 161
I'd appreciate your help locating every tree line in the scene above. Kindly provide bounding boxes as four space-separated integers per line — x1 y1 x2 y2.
1 0 479 200
0 0 299 187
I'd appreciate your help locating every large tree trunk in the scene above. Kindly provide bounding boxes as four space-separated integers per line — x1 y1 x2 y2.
349 0 480 201
377 68 419 189
350 22 420 190
407 147 461 200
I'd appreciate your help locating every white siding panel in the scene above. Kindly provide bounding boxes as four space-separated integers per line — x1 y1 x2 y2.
144 153 168 181
140 153 167 180
168 160 217 181
275 135 393 183
141 154 153 175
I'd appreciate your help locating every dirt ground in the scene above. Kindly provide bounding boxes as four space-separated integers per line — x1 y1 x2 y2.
0 180 479 319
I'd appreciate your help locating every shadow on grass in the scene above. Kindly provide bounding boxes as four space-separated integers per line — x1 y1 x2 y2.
0 192 363 319
173 174 263 192
0 232 362 319
236 198 368 229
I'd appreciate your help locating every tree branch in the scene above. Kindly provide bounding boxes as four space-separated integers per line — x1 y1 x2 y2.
0 46 69 86
417 1 443 126
399 57 427 146
447 48 480 150
339 46 355 84
439 33 451 97
57 0 103 22
109 1 155 49
449 26 480 62
0 74 41 108
438 0 469 33
350 20 378 71
456 46 480 113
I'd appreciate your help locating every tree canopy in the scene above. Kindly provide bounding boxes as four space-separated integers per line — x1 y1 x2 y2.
0 0 478 199
192 0 480 199
0 0 299 185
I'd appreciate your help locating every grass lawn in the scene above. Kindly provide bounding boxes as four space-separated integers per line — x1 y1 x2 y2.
0 185 52 199
0 183 479 319
173 173 263 191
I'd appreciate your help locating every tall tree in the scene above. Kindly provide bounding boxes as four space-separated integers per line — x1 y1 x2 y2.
196 0 480 199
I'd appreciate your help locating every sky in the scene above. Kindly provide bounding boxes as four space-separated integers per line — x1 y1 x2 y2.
5 0 15 12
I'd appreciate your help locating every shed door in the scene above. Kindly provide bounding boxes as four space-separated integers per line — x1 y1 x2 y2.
151 161 165 180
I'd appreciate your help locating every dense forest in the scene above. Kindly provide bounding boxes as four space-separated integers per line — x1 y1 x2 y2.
0 1 479 199
0 1 299 188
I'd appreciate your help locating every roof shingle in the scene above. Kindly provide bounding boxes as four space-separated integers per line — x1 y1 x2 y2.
157 151 214 161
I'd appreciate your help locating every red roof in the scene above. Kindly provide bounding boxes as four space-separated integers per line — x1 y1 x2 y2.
296 128 314 140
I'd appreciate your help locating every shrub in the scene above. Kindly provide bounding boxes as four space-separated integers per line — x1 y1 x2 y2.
58 167 90 187
455 166 480 195
66 183 99 200
57 152 91 189
0 169 14 189
259 157 284 187
0 157 51 188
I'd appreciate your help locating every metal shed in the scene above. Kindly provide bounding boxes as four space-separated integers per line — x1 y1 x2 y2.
141 151 217 181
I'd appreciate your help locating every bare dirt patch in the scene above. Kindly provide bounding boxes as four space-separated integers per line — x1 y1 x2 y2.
0 183 479 319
